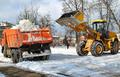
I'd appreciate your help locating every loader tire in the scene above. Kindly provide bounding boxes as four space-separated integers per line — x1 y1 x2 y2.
111 40 119 54
76 41 88 56
11 49 23 63
91 41 104 57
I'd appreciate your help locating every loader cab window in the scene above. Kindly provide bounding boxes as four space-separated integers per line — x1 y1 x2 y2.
92 22 108 32
92 22 109 39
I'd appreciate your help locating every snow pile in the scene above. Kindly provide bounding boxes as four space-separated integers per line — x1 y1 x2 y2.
12 20 39 31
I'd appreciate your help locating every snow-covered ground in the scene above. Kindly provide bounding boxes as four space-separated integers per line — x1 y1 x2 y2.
0 46 120 77
0 47 12 63
0 73 5 77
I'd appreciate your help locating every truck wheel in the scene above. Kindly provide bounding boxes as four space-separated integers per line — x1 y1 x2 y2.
111 40 119 54
91 41 104 57
2 45 11 58
42 55 50 60
2 47 4 53
42 48 51 60
11 49 23 63
76 41 88 56
45 55 50 60
3 45 8 57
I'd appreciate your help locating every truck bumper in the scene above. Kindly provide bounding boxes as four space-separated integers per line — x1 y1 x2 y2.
23 51 51 58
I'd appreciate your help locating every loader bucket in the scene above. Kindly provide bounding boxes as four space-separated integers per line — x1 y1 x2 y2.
56 11 84 26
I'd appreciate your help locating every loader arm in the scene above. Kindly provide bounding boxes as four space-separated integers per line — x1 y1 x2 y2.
67 22 87 32
56 11 96 39
71 23 96 38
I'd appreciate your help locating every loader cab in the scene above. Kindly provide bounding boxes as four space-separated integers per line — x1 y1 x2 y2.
92 20 108 31
92 20 109 38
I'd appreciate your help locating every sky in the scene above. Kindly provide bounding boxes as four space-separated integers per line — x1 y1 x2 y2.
0 0 63 23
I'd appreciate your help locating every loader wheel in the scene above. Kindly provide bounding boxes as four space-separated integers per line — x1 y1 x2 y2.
11 49 23 63
91 41 104 57
76 41 88 56
111 41 119 54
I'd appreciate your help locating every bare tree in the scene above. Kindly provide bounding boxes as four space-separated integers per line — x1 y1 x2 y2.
18 7 39 25
62 0 120 34
18 5 57 34
62 0 85 42
39 15 57 35
86 0 120 32
101 0 120 31
62 0 84 12
39 15 51 27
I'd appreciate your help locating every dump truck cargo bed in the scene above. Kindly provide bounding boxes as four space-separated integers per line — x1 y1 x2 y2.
1 27 53 63
1 28 52 48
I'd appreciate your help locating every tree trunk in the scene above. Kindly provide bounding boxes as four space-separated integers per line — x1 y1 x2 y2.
102 0 120 32
76 32 78 43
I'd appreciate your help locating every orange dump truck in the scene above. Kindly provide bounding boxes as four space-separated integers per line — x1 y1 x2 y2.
1 27 53 63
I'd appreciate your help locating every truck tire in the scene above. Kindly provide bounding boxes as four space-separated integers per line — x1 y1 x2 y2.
3 46 7 57
111 40 119 54
2 45 11 58
42 55 50 60
2 47 4 53
11 49 23 63
42 45 51 60
91 41 104 57
76 41 88 56
42 49 51 60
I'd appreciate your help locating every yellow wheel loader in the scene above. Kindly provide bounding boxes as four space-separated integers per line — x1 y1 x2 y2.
56 11 119 56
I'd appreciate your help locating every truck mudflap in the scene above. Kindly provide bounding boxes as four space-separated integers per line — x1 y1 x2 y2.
23 50 51 58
